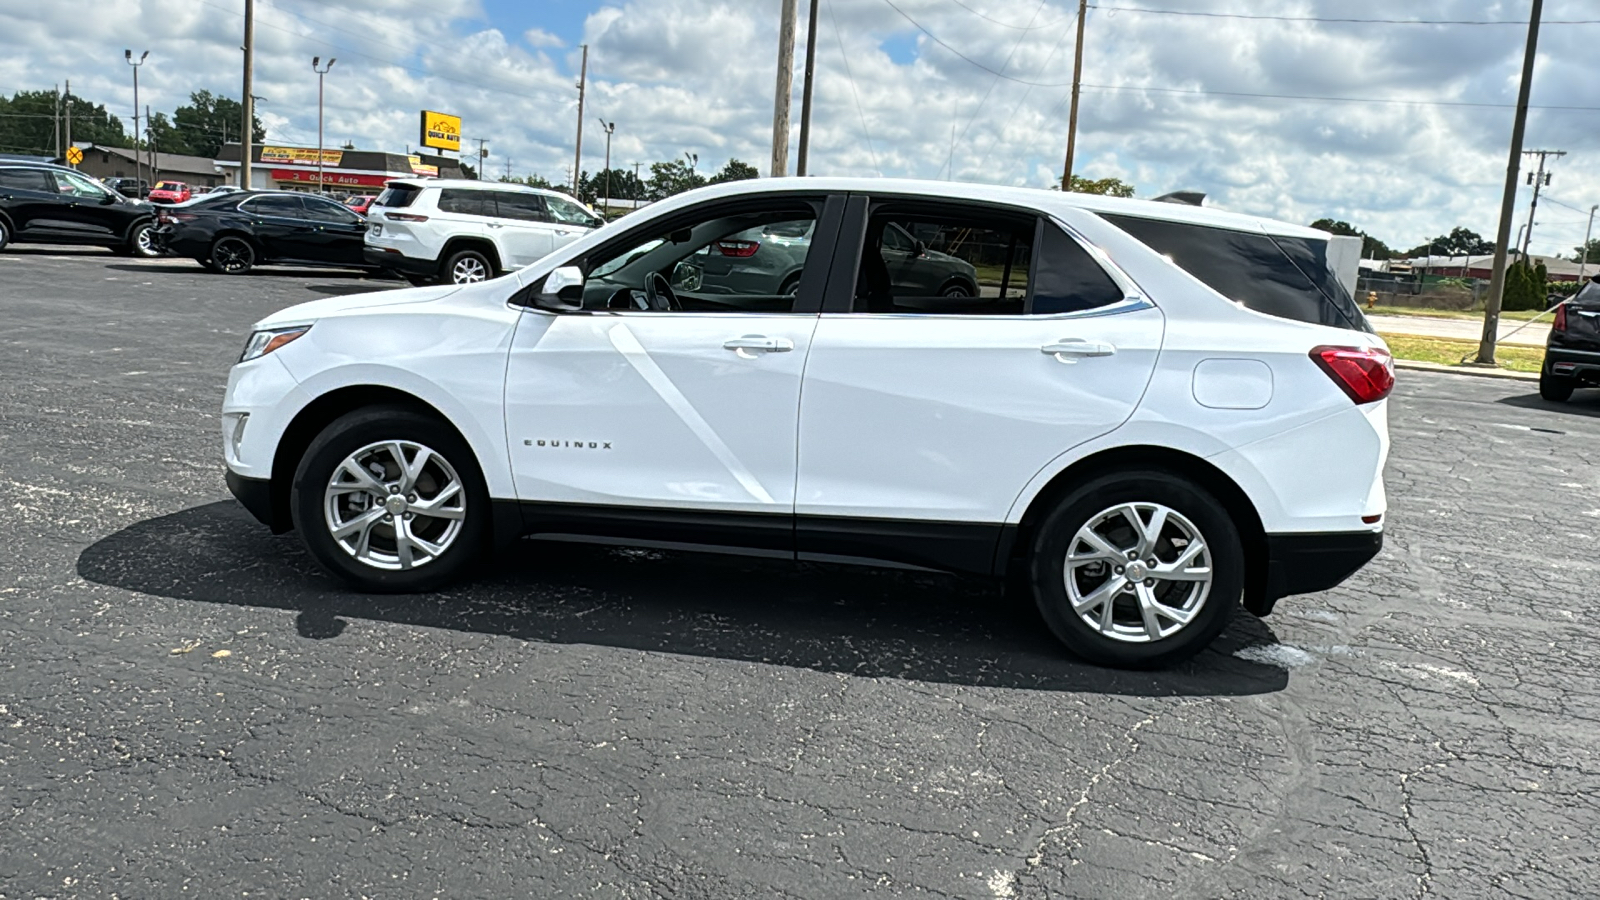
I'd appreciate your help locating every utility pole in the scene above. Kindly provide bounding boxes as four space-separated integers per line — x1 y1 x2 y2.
145 104 154 180
1579 204 1598 283
241 0 255 189
573 44 588 195
1519 148 1565 257
770 0 798 177
597 120 615 214
503 157 512 181
1060 0 1088 190
1477 0 1544 366
53 84 61 161
63 79 72 167
795 0 820 176
312 57 336 195
124 49 148 192
472 138 489 179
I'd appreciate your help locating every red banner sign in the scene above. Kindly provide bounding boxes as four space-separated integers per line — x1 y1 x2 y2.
270 169 392 188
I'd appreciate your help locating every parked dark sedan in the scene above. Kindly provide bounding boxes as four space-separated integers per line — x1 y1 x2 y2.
1542 274 1600 401
0 162 158 256
153 191 372 275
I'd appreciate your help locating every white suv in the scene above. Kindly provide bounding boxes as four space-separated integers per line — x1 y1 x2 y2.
364 179 604 285
224 178 1391 668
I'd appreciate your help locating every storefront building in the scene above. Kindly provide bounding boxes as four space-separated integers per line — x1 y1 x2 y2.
213 143 465 193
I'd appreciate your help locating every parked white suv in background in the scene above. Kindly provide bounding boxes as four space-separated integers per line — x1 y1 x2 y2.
224 177 1392 668
364 179 604 285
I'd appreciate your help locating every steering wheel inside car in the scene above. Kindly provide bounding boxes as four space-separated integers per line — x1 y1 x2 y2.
645 272 682 312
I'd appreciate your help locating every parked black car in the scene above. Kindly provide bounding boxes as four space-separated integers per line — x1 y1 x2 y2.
153 191 373 275
0 162 159 257
1541 274 1600 402
103 177 150 198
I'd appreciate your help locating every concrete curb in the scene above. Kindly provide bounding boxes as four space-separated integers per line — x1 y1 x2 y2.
1393 359 1539 382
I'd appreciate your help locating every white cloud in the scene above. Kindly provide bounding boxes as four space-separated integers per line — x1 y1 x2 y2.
3 0 1598 256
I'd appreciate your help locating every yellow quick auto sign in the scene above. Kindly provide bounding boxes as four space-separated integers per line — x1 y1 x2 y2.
260 146 343 165
420 111 462 151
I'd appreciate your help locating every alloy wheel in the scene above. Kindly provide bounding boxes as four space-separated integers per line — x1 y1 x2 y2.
214 238 253 273
134 226 156 256
1063 502 1213 643
324 439 467 571
451 256 488 283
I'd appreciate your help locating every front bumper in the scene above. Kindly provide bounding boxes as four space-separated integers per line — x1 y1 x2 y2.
365 246 437 277
226 468 289 533
1250 530 1384 615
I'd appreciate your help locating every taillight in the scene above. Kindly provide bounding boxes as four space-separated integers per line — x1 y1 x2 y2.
157 212 197 225
1311 345 1395 404
1553 302 1568 332
384 212 429 222
716 239 760 258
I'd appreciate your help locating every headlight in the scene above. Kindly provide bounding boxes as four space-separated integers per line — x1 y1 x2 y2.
239 325 311 363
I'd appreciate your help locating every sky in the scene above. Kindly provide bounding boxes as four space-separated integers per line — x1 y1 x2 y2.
2 0 1599 256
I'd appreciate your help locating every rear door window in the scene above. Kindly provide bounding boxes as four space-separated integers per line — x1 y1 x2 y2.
0 168 55 192
244 195 307 218
438 189 494 217
851 203 1034 315
493 191 548 223
1102 214 1370 331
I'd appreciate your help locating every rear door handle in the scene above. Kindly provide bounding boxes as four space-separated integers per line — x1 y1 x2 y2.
723 335 794 356
1042 339 1116 361
487 222 504 228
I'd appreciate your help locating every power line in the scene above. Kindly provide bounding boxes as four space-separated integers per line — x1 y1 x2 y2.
1084 4 1600 26
826 0 880 175
940 0 1074 30
971 8 1080 175
1074 82 1600 112
945 0 1051 178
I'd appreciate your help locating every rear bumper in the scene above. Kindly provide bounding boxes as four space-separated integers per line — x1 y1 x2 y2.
1251 530 1383 614
226 468 289 533
365 245 437 276
1545 345 1600 381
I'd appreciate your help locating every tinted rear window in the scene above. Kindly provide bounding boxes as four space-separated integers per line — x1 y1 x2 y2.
374 184 421 209
1102 214 1371 332
438 189 494 217
0 168 54 192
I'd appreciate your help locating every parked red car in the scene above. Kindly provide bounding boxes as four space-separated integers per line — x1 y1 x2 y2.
147 181 192 204
343 194 376 216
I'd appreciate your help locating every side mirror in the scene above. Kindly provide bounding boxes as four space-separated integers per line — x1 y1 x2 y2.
912 239 927 258
100 193 118 205
534 265 585 312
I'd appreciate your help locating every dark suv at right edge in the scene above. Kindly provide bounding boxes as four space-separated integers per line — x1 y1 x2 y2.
1541 275 1600 402
0 163 159 257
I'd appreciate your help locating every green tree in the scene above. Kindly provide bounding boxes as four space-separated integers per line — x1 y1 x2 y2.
1060 175 1134 197
1573 238 1600 264
708 158 760 184
583 167 647 203
646 159 706 200
0 89 128 156
172 90 264 159
1310 218 1395 259
1403 226 1493 258
144 111 192 157
500 173 558 191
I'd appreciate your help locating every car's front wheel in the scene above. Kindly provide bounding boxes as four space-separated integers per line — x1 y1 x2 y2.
1028 470 1242 668
112 221 160 257
0 217 11 252
1540 369 1576 403
291 406 490 592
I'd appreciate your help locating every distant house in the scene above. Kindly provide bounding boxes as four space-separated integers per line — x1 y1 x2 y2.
1392 253 1587 282
63 144 224 187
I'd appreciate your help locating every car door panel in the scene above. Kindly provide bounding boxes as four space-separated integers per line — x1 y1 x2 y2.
489 191 559 268
0 170 75 236
241 196 312 261
505 312 819 514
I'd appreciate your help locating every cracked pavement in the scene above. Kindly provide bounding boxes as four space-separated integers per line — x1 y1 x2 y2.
2 250 1598 898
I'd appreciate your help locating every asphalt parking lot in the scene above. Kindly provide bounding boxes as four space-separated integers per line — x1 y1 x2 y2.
2 247 1598 899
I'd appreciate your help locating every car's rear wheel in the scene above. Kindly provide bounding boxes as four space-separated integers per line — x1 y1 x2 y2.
1028 470 1241 668
445 249 493 285
208 236 255 274
291 406 490 593
1540 369 1576 403
940 279 974 298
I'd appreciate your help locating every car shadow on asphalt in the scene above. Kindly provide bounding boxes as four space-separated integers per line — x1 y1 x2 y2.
1498 391 1600 419
76 501 1291 697
100 264 384 280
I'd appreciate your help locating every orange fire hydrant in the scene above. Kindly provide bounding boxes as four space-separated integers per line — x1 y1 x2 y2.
1366 291 1378 309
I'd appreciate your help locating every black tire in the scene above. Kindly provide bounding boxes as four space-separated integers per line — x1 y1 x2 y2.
778 273 802 297
126 221 160 257
1028 469 1243 669
443 249 494 285
0 216 11 252
208 235 255 274
291 405 490 593
1540 370 1576 403
940 279 976 298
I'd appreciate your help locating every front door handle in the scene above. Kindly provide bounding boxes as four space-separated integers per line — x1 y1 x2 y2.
723 335 795 357
1042 339 1117 362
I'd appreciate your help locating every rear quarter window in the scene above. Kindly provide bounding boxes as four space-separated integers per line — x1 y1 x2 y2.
374 184 421 209
1102 214 1371 332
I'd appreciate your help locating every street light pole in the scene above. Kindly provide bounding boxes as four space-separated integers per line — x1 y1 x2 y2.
241 0 255 189
597 120 615 215
124 50 148 193
312 57 336 195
